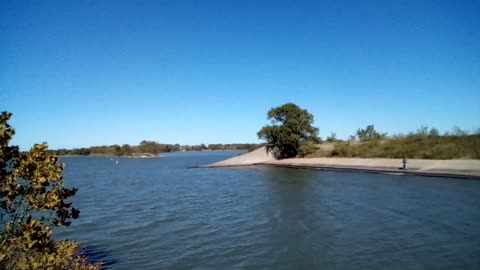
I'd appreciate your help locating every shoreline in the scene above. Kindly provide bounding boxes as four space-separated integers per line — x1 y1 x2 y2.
263 163 480 180
203 147 480 179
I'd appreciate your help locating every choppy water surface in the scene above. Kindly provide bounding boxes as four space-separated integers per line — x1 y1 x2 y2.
58 152 480 269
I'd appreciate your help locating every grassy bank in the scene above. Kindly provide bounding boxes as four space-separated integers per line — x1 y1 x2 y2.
309 134 480 159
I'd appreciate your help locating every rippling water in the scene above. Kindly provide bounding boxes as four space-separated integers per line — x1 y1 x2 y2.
56 151 480 269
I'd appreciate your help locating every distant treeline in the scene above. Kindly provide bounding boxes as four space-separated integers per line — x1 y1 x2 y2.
313 125 480 159
46 140 262 156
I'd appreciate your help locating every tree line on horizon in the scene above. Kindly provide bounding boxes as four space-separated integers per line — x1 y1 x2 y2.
46 141 262 156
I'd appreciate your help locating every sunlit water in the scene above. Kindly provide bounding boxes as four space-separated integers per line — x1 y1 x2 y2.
57 151 480 269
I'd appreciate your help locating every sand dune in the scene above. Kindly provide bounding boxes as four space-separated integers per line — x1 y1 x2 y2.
206 146 275 167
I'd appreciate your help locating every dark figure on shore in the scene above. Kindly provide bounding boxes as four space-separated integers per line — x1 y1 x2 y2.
402 156 407 170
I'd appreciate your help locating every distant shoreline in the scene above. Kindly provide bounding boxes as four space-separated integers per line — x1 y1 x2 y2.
58 154 162 159
57 149 244 158
203 147 480 179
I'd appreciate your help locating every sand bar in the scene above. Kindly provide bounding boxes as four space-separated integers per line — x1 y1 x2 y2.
204 147 480 179
205 146 275 167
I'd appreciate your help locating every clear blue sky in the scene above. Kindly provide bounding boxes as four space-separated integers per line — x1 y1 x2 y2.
1 0 479 150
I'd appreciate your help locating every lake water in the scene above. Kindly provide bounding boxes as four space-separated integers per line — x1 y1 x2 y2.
57 151 480 269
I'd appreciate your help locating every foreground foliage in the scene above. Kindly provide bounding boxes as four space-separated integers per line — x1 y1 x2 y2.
0 112 100 269
257 103 319 159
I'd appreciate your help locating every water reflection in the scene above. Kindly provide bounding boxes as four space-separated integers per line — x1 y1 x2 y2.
263 167 338 269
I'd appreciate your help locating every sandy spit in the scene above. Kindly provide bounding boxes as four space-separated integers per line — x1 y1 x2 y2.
204 147 480 178
204 146 275 167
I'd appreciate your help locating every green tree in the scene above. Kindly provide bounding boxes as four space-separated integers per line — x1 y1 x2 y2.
429 128 439 137
356 125 385 142
416 125 429 136
173 144 181 152
139 140 160 154
121 144 133 156
326 132 337 142
452 126 468 136
0 112 100 269
257 103 319 159
111 144 122 156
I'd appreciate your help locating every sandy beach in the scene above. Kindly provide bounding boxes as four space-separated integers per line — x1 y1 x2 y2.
205 147 480 179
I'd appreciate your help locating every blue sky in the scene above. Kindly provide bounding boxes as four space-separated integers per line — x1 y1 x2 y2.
1 0 479 150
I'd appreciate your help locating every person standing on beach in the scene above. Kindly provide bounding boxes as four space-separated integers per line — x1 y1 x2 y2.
402 156 408 169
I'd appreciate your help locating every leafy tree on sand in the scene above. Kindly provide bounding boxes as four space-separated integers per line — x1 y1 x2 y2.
257 103 319 159
0 112 100 269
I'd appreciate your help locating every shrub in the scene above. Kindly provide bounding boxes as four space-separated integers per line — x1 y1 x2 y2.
324 130 480 159
297 141 317 157
0 112 101 269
